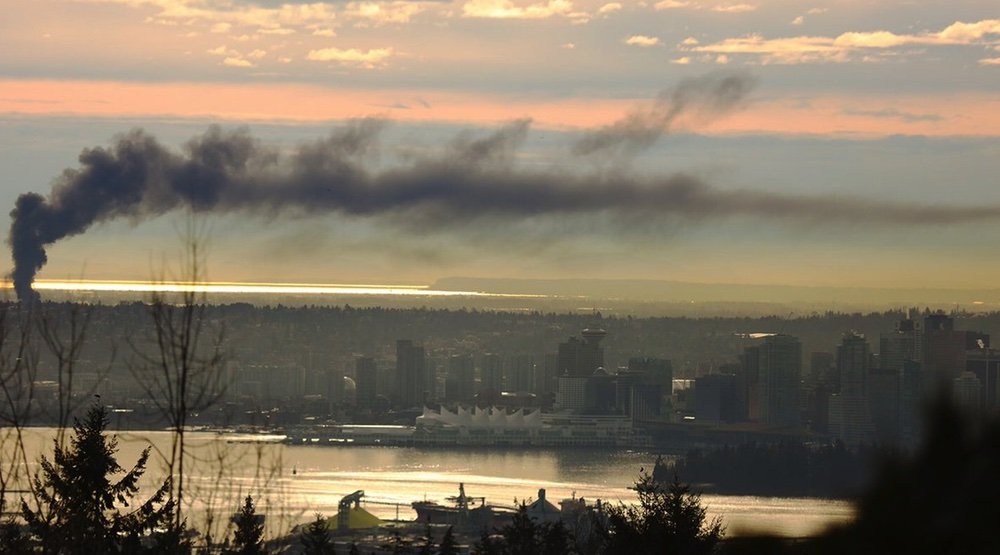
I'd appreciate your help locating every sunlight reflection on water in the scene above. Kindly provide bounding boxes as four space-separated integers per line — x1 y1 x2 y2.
11 429 854 539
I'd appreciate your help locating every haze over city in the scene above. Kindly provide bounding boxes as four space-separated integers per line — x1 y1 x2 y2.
2 0 999 300
4 2 1000 554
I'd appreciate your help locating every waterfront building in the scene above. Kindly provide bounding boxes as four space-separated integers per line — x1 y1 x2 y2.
355 356 378 409
828 332 874 444
757 334 802 428
395 340 428 408
480 353 504 394
505 354 535 393
556 376 588 412
558 329 606 377
445 354 476 402
695 373 740 424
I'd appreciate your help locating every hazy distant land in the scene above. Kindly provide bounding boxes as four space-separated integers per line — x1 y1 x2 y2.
10 276 1000 317
433 277 1000 313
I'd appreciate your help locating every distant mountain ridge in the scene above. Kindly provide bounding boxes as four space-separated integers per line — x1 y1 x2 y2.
432 277 1000 306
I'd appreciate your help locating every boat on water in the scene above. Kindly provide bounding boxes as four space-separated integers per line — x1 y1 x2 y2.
411 483 514 530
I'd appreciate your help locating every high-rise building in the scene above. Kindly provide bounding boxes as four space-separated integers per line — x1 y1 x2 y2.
740 346 762 421
966 348 1000 410
757 334 802 427
953 371 983 412
922 313 989 389
555 330 608 412
868 367 900 443
326 366 344 410
829 332 875 444
695 373 740 424
880 318 920 372
445 354 475 402
808 351 835 388
480 353 503 394
395 340 428 408
505 354 535 393
535 353 559 398
355 356 378 409
837 331 869 396
627 358 673 389
558 329 607 377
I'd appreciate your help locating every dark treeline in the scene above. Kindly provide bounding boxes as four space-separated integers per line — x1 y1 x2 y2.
661 441 879 499
12 301 1000 380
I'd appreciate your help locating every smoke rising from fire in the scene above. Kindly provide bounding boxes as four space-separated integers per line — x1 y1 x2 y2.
8 72 999 301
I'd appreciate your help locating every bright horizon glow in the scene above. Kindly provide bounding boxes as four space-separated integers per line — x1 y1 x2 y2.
7 279 547 298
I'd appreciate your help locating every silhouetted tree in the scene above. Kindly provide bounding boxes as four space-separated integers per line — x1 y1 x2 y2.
229 495 265 555
20 403 175 554
473 528 503 555
130 227 227 529
604 469 723 555
501 506 539 554
540 520 572 555
0 515 29 554
418 523 434 555
301 514 335 555
438 526 459 555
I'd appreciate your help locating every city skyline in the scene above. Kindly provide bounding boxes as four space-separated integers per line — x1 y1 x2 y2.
2 1 999 294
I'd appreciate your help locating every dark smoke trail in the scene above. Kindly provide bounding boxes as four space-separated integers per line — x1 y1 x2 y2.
572 71 756 160
8 78 1000 301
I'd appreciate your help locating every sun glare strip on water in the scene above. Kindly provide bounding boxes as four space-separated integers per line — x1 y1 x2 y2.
20 279 545 298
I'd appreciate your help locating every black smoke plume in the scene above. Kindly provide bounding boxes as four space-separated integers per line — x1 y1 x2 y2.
572 71 756 160
8 75 1000 302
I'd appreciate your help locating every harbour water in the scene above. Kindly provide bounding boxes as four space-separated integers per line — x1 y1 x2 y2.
5 428 853 539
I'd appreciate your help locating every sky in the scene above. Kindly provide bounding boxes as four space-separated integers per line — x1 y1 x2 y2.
1 0 999 291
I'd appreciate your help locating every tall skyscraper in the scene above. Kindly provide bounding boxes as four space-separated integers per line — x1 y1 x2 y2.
480 353 503 393
880 318 920 372
445 354 475 402
922 312 989 391
757 334 802 427
741 345 762 421
355 356 378 409
627 357 673 389
505 354 535 393
829 332 875 445
395 339 428 408
837 331 869 396
557 329 606 377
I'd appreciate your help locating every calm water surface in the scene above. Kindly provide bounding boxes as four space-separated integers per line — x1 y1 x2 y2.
9 428 853 538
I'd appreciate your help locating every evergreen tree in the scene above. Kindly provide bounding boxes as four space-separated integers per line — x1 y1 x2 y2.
438 526 459 555
605 469 723 555
501 506 539 555
418 523 434 555
539 520 572 555
472 528 503 555
20 403 174 554
301 514 335 555
0 515 29 555
229 495 266 555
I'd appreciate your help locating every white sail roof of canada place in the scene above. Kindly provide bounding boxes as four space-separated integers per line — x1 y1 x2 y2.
416 406 543 430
